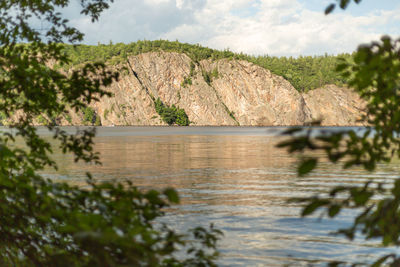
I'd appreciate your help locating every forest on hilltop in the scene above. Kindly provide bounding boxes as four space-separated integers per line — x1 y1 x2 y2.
61 40 352 92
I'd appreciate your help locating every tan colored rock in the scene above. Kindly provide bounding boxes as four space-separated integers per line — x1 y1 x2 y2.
92 69 163 126
126 52 237 126
302 85 367 126
7 51 366 127
94 52 313 126
202 59 312 126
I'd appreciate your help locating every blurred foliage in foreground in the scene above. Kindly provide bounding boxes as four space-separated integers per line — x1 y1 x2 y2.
278 1 400 264
0 0 221 266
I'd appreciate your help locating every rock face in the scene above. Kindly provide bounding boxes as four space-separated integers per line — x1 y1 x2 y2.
303 85 367 126
203 59 312 126
11 51 367 126
98 52 314 126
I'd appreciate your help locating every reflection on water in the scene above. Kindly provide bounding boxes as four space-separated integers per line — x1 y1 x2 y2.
38 126 400 266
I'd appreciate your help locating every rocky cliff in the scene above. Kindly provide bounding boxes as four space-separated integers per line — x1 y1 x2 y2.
29 51 368 126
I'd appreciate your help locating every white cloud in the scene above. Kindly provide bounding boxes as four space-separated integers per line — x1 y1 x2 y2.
176 0 184 9
144 0 170 5
66 0 400 56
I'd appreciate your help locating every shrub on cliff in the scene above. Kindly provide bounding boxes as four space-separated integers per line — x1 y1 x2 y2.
82 107 95 125
176 109 190 126
155 98 190 126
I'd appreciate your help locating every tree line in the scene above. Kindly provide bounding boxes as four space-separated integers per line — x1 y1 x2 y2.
61 40 353 92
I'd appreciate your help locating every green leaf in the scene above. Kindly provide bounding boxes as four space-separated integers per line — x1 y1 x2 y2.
328 261 344 267
298 158 317 176
325 4 335 14
164 188 180 204
302 199 329 216
328 204 341 217
352 190 372 206
145 190 161 203
372 254 395 267
339 0 350 9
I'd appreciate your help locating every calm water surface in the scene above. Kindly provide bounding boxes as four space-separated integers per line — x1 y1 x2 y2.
37 126 400 266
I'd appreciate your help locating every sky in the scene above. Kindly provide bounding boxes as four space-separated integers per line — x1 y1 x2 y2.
63 0 400 56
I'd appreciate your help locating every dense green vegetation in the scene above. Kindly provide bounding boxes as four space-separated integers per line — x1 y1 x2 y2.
201 68 219 86
248 53 351 92
62 40 352 92
154 98 190 126
82 106 101 126
82 106 95 124
181 76 192 88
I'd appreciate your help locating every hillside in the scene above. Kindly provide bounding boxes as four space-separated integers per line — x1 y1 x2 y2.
0 41 366 127
5 49 365 127
62 40 351 92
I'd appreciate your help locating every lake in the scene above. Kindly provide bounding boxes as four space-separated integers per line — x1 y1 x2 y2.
37 126 400 266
